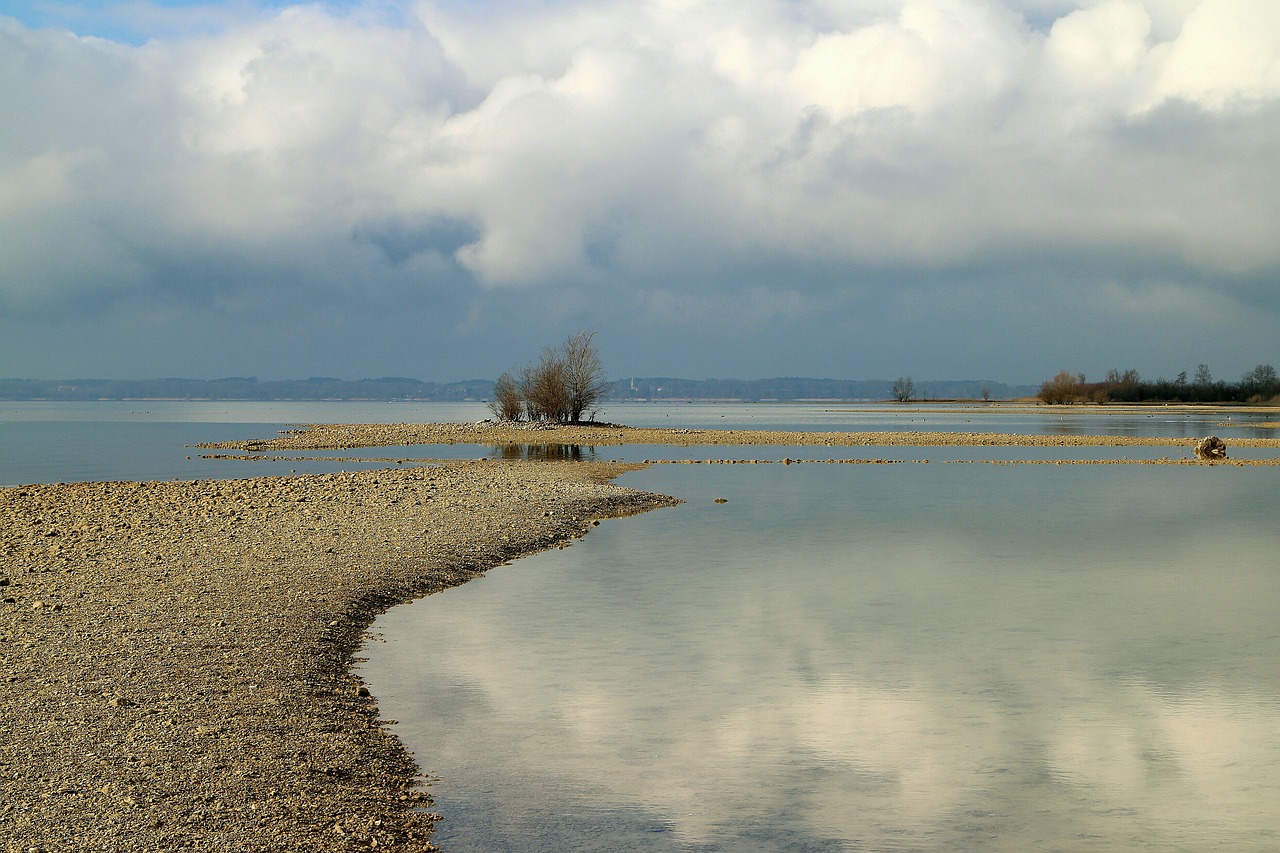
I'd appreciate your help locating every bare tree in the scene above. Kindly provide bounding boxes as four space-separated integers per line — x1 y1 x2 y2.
504 330 610 424
520 348 570 422
1240 363 1279 400
488 372 523 421
562 330 609 423
892 376 914 402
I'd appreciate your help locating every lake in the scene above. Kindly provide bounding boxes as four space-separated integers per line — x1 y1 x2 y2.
3 400 1277 486
4 401 1279 850
0 401 489 486
351 413 1280 852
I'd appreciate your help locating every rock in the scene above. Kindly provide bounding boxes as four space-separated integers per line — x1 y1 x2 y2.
1194 436 1228 461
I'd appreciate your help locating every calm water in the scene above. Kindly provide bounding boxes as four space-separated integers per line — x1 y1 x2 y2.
6 402 1280 850
3 400 1277 485
360 460 1280 852
0 401 493 486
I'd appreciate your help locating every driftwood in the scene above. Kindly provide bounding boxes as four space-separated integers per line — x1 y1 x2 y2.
1194 436 1228 461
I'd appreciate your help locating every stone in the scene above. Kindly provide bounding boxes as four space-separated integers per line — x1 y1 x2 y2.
1194 436 1228 460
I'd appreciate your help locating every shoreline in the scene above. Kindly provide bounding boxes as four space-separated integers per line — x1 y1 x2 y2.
6 420 1279 850
197 421 1280 452
1 460 676 851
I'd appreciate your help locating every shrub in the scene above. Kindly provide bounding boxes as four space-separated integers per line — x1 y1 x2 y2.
488 372 524 421
1038 370 1084 405
562 330 609 423
520 349 571 422
502 330 608 424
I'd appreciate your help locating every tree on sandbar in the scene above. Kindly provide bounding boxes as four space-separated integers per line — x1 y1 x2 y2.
491 330 610 424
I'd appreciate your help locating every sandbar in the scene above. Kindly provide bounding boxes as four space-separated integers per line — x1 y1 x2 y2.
197 420 1280 452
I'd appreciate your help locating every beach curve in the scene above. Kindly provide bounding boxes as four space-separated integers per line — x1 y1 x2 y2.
0 460 676 851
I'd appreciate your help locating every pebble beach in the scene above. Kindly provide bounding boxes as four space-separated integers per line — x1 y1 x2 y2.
196 420 1280 452
1 460 675 851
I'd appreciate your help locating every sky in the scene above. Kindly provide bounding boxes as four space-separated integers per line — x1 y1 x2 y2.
1 0 1277 384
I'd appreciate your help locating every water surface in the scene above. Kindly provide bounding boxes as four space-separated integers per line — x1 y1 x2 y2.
362 461 1280 852
5 401 1278 849
4 401 1273 485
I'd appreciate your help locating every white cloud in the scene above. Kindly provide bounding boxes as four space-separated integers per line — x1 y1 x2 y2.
789 0 1024 117
1042 0 1153 104
1146 0 1280 109
1 0 1277 377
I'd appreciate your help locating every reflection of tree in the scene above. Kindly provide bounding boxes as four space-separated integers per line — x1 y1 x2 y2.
491 444 596 461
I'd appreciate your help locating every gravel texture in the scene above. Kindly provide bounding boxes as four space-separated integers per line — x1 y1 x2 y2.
0 460 675 851
197 421 1280 452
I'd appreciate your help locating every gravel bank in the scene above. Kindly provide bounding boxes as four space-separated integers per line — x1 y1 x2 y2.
197 422 1280 452
0 461 676 851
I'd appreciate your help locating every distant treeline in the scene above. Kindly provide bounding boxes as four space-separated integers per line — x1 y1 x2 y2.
0 377 494 402
1039 364 1280 405
614 377 1035 401
0 376 1035 402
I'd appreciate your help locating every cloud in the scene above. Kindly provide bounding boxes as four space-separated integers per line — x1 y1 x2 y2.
789 1 1025 116
1147 0 1280 108
1 0 1277 379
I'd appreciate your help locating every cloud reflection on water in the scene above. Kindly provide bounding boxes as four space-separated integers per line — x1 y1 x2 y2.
364 463 1280 851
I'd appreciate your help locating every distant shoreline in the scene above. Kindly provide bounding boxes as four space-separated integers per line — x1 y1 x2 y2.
0 376 1040 403
5 395 1275 410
